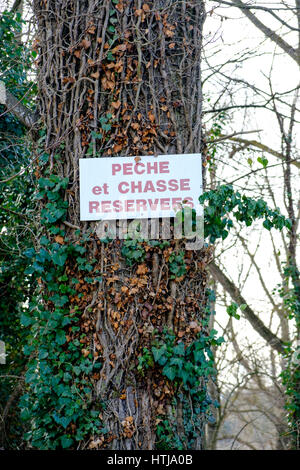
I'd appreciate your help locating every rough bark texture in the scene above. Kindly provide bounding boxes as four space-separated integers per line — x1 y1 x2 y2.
1 86 38 129
33 0 209 449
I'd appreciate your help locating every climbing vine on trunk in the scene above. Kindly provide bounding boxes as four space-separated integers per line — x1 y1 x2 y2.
20 0 218 450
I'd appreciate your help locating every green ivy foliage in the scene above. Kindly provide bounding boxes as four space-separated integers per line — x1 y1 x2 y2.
18 171 106 449
121 239 146 265
137 325 223 449
151 329 224 389
200 184 292 243
14 178 294 450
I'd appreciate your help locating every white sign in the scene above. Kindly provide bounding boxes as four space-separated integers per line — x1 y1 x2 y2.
79 154 202 221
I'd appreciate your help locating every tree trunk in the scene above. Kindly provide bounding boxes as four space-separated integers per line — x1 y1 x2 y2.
32 0 210 450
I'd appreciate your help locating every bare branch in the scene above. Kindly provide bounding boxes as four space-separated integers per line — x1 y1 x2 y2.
220 134 300 170
10 0 23 13
213 0 299 31
1 88 38 129
213 0 299 65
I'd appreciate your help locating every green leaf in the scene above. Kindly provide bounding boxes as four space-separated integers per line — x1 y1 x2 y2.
55 330 66 345
24 248 36 258
40 236 49 246
152 346 162 360
173 342 185 356
163 365 176 381
180 369 190 385
263 219 272 230
152 346 167 365
91 131 103 139
61 435 73 448
226 302 240 320
50 294 68 306
52 251 67 266
21 313 33 327
101 122 112 132
257 156 268 168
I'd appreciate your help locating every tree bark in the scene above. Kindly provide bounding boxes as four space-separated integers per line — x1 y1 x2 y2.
32 0 209 450
0 86 38 129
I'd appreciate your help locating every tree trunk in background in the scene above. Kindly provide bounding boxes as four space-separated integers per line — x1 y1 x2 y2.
33 0 210 449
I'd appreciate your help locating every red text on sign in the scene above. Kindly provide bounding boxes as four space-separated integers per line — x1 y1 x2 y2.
112 161 170 176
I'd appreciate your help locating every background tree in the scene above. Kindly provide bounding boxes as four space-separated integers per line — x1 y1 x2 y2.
202 0 300 448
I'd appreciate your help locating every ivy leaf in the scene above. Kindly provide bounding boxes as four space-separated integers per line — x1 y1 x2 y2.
40 236 49 246
257 156 268 168
24 248 36 258
60 416 72 429
50 294 68 306
152 346 167 366
61 435 73 448
52 251 67 266
163 365 176 381
23 344 35 356
226 303 240 320
180 369 190 385
91 131 103 139
55 330 66 345
21 313 33 327
173 342 185 356
263 219 272 230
